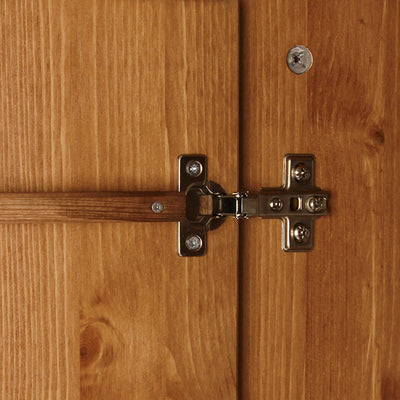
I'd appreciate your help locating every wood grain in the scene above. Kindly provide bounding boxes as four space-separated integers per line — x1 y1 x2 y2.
0 1 81 399
0 224 79 399
239 0 400 399
0 0 238 399
0 192 186 222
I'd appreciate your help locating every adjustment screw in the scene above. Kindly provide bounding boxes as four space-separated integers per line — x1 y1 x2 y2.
292 163 311 183
186 160 203 177
293 223 311 244
305 196 326 213
185 235 203 252
286 45 313 74
151 201 164 214
269 198 283 211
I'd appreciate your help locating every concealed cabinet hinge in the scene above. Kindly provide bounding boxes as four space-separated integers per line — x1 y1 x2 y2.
178 154 328 256
0 154 328 257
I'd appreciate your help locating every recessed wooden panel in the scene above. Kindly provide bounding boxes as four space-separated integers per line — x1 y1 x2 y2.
0 1 238 399
239 0 400 399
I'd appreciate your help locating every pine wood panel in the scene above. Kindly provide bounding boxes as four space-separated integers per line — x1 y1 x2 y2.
0 224 79 399
0 1 238 399
239 0 400 398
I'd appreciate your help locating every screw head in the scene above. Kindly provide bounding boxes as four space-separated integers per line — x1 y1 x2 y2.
292 163 311 183
305 196 326 213
185 235 203 252
151 201 164 214
292 223 311 244
287 45 313 74
269 198 284 211
186 160 203 177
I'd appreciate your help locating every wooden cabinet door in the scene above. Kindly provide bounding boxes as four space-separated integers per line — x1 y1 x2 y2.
2 1 400 399
0 1 238 398
240 0 400 399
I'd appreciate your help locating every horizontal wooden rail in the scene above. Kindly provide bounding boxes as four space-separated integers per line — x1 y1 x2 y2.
0 192 186 223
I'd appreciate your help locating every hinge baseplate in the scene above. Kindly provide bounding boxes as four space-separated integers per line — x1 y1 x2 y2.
178 154 329 256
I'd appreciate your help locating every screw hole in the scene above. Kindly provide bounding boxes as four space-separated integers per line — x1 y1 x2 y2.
290 197 300 211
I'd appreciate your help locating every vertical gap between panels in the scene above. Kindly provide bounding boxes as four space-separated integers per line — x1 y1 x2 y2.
237 1 246 399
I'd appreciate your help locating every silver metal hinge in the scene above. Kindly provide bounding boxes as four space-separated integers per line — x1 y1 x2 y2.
178 154 329 256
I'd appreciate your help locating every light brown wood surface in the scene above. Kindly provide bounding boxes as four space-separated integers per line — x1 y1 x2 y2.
239 0 400 399
0 1 238 399
2 0 399 398
0 192 186 222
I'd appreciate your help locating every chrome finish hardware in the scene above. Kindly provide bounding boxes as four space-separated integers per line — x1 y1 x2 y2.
292 163 311 182
185 235 203 252
178 154 329 256
269 198 284 212
286 45 313 75
185 160 203 177
151 201 164 214
293 223 311 244
177 155 226 257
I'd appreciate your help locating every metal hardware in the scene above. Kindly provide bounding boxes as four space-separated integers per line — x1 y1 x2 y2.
305 195 326 213
292 163 311 182
287 45 313 75
185 235 203 252
178 154 328 256
151 201 164 213
293 223 311 244
186 160 203 177
269 198 284 212
177 155 226 257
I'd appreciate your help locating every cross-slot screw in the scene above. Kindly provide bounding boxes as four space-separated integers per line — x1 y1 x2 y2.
293 223 311 244
292 163 311 183
287 45 313 74
186 160 203 177
185 235 203 252
151 201 164 213
305 196 326 213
